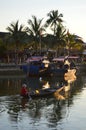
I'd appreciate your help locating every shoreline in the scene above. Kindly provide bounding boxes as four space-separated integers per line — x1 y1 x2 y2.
0 63 26 76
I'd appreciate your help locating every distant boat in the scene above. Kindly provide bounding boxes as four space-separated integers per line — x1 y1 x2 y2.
21 55 77 77
21 56 51 77
50 56 77 76
50 57 68 76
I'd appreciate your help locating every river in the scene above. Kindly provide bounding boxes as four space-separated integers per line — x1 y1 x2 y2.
0 69 86 130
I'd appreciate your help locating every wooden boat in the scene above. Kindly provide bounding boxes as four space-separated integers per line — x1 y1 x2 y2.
50 57 67 76
22 86 63 99
21 56 51 77
50 56 77 76
30 88 56 98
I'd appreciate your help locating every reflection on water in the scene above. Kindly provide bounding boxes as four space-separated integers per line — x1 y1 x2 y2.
0 72 86 130
0 78 22 96
0 95 67 130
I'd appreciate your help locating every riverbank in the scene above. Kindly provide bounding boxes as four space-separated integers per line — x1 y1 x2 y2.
0 63 26 77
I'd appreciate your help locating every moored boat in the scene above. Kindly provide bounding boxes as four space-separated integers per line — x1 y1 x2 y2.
51 56 77 76
21 56 51 77
50 57 68 76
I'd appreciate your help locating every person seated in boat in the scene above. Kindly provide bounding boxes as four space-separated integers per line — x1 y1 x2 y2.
20 84 29 97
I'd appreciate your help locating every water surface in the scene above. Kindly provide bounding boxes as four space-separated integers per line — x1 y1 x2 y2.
0 72 86 130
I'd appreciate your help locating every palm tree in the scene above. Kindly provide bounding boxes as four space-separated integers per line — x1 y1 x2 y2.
65 31 75 55
46 10 63 36
6 20 27 63
55 23 66 56
27 15 46 54
65 31 84 55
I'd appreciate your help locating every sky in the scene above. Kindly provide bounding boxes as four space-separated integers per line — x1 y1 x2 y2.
0 0 86 41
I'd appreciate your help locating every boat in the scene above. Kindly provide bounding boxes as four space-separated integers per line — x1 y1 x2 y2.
21 86 63 99
21 55 77 77
50 57 69 76
30 88 57 98
50 56 77 76
21 56 51 77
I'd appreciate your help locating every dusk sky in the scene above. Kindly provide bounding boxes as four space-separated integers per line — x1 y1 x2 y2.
0 0 86 41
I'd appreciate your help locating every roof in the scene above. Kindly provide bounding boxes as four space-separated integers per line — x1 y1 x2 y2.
26 56 44 63
0 32 10 39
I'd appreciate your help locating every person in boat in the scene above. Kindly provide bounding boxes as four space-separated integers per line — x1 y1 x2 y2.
20 84 29 97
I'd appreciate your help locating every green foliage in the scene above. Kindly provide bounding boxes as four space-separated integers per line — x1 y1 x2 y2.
46 10 63 35
4 10 84 57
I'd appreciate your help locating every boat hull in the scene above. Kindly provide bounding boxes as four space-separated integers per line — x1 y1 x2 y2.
30 88 56 98
21 87 63 99
21 64 51 77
